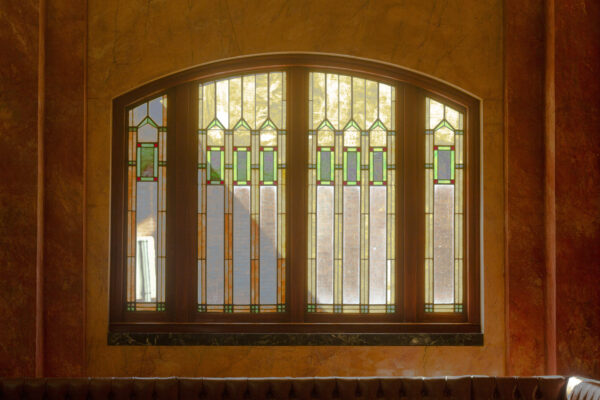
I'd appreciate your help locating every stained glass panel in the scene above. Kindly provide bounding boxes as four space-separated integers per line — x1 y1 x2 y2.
425 98 464 313
198 72 286 313
308 72 396 313
126 95 167 312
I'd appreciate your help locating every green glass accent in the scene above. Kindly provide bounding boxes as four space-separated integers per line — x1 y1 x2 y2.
369 148 387 184
128 161 136 166
369 119 387 130
137 145 156 178
233 149 250 184
233 119 251 130
260 119 277 130
224 305 233 313
158 161 167 167
334 305 342 313
386 305 396 313
157 302 166 312
277 304 286 312
425 304 433 313
198 163 207 169
126 302 135 311
434 148 455 181
207 119 225 130
343 149 360 183
207 149 224 182
138 116 158 129
317 149 334 183
455 304 464 312
317 119 335 131
250 305 260 313
342 120 361 131
306 304 316 313
360 305 369 313
433 120 454 132
434 150 438 179
260 147 277 183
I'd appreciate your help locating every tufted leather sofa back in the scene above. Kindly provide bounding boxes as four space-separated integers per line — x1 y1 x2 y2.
0 376 569 400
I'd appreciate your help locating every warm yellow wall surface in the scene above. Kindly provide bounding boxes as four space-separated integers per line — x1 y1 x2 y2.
87 0 504 376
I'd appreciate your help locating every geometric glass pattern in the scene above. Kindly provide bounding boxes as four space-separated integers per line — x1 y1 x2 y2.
424 97 464 313
307 72 396 313
126 95 167 311
197 72 286 313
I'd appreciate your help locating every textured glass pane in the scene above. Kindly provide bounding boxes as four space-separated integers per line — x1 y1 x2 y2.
198 73 286 312
369 186 387 304
433 185 454 304
133 103 146 126
435 126 454 145
427 98 444 129
316 186 334 304
365 80 378 129
233 186 251 304
206 186 224 304
370 127 387 147
326 74 339 128
136 182 157 302
343 187 360 304
445 106 460 129
379 83 392 128
344 126 360 147
339 76 352 129
318 128 334 146
352 78 366 129
260 186 277 304
138 124 157 143
312 73 325 127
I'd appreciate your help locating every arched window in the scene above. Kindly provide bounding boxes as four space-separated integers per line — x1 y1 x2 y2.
110 54 480 342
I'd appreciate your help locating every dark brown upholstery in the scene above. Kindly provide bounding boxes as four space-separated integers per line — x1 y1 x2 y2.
0 376 578 400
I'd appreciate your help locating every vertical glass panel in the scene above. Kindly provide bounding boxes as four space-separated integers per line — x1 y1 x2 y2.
425 97 464 313
198 72 286 312
233 186 251 305
433 185 454 304
127 94 167 312
206 186 225 305
369 186 387 304
309 72 396 313
259 186 277 304
316 186 334 305
343 187 360 304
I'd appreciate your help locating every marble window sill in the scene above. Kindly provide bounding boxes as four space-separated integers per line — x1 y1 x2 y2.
108 332 483 346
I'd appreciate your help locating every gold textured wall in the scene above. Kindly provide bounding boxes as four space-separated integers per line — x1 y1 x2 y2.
87 0 504 376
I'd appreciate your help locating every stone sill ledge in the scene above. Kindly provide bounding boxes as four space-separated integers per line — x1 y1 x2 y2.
108 332 483 346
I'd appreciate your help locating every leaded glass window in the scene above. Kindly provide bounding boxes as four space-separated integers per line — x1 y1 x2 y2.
197 72 287 313
424 97 464 313
126 95 167 311
307 72 396 313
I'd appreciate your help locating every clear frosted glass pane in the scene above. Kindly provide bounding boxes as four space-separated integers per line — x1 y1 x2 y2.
269 72 283 128
369 186 387 304
203 83 215 129
137 123 157 143
365 80 378 128
312 73 325 127
339 75 352 128
242 76 255 129
343 186 360 304
206 186 224 304
316 186 334 304
435 125 454 145
326 74 339 128
148 97 163 125
260 186 277 304
434 184 454 304
379 83 392 128
428 98 444 129
260 126 277 146
370 127 387 147
136 181 157 302
229 77 242 129
255 73 268 127
233 186 251 305
208 128 224 147
233 127 250 147
318 128 334 147
352 78 366 129
445 106 460 130
216 79 229 128
344 126 360 147
133 103 147 126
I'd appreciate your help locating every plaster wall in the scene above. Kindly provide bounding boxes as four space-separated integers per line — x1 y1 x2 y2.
86 0 505 376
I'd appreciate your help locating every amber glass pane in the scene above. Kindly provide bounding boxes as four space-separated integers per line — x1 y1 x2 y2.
126 95 167 312
425 98 464 313
307 72 396 313
198 72 286 313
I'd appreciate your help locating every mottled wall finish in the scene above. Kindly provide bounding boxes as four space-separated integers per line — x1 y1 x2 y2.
87 0 504 376
554 0 600 378
43 0 86 376
0 0 39 377
504 0 547 376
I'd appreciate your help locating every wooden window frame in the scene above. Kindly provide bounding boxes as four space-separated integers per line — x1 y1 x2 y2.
110 53 481 336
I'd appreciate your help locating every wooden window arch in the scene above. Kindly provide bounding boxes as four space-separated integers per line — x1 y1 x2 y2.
110 54 481 341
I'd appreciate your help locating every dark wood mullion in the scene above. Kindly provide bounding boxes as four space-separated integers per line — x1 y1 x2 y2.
403 84 420 322
287 67 308 322
171 83 196 322
109 98 126 322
